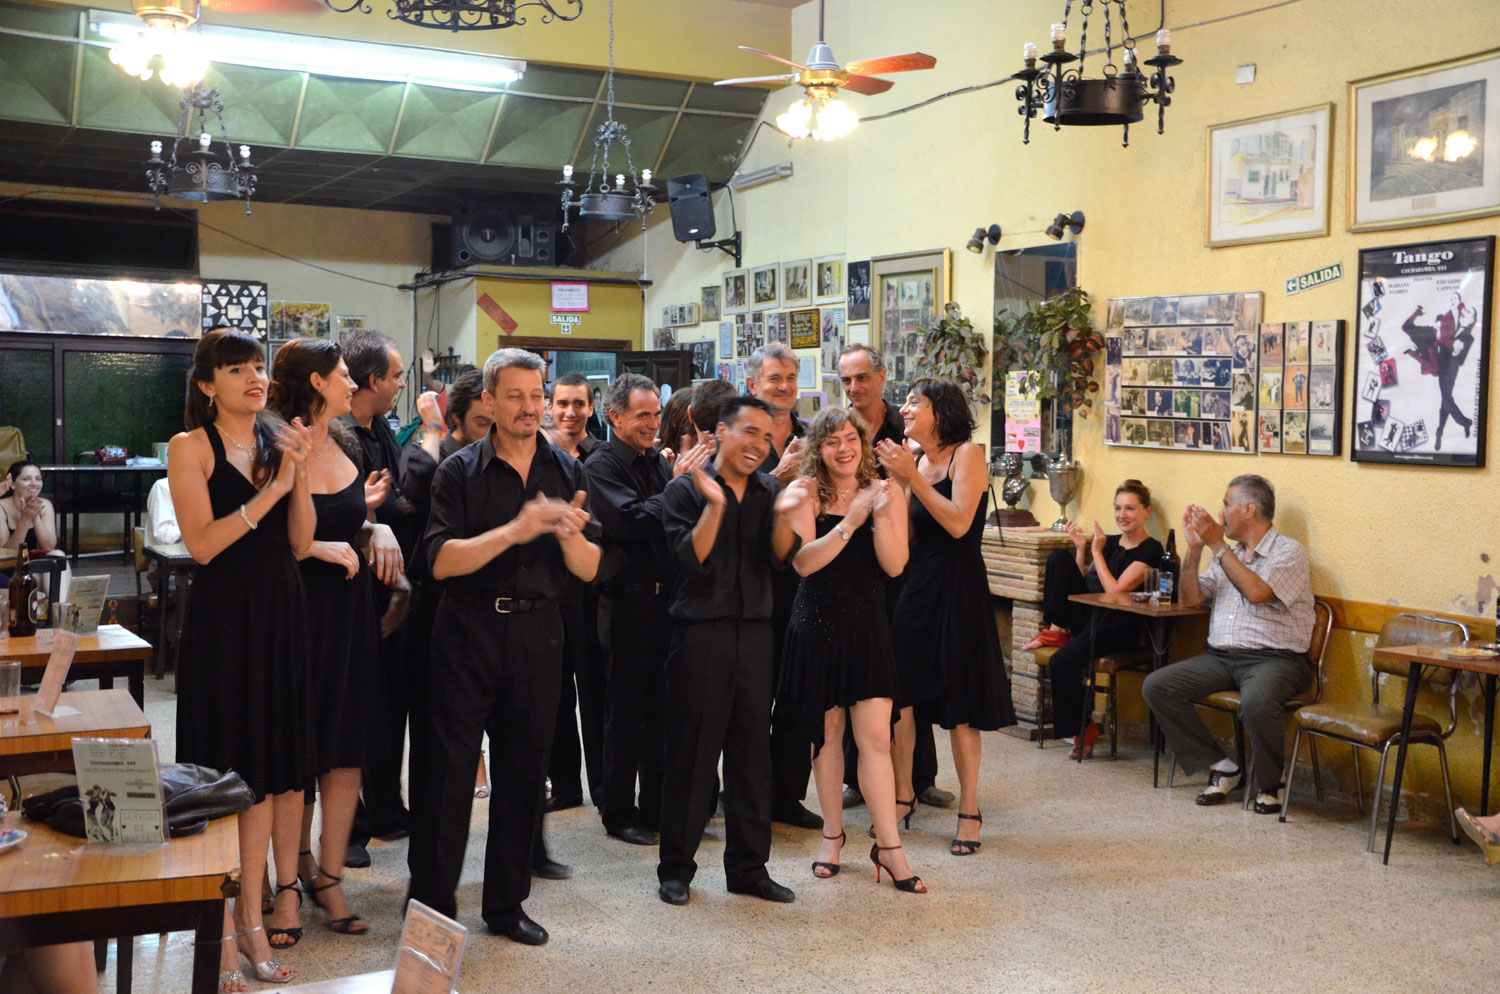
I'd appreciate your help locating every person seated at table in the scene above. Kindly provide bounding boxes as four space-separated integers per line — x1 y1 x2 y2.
1022 480 1162 758
1141 474 1314 813
0 460 69 601
0 941 98 994
147 476 182 546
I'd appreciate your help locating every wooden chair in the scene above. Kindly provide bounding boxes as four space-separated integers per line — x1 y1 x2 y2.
1035 644 1151 754
1279 611 1465 851
1167 598 1334 807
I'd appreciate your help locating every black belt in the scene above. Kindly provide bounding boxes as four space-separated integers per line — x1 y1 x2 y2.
492 597 551 614
606 581 664 597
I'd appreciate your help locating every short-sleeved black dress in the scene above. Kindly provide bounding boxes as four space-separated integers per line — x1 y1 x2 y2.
300 461 376 775
892 459 1016 731
175 424 315 802
779 513 901 756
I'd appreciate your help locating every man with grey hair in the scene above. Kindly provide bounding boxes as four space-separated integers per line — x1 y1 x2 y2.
746 343 805 485
409 347 601 945
1142 474 1314 814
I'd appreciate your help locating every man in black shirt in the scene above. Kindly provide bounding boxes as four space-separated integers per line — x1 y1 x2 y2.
656 396 799 907
408 348 600 946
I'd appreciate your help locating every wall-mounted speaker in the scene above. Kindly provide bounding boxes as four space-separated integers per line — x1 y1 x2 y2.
450 203 558 268
666 173 715 243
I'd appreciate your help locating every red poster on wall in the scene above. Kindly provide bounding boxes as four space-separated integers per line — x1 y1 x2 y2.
478 293 518 334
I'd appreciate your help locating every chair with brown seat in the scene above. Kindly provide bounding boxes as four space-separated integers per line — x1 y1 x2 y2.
1279 611 1464 851
1092 648 1154 759
1166 598 1334 807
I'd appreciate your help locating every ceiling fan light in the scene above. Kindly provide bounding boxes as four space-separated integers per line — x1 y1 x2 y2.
812 95 857 141
109 32 155 80
158 31 208 87
776 98 814 139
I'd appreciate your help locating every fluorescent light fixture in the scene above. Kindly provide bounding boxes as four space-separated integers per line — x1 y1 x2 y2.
728 162 792 192
89 12 525 91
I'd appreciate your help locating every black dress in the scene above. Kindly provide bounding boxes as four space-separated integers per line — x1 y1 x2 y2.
301 464 376 775
779 513 901 756
892 459 1016 731
176 424 314 802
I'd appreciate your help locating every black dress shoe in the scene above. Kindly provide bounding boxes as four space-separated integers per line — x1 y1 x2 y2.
918 785 956 808
343 842 371 869
488 913 549 946
727 877 795 904
372 827 410 841
841 786 864 809
657 880 690 905
771 803 824 830
545 794 585 814
532 858 572 880
608 825 658 846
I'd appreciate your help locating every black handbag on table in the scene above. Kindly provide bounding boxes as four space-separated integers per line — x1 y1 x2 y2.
22 763 255 838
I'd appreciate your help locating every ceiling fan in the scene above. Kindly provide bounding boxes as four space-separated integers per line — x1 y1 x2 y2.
713 0 935 141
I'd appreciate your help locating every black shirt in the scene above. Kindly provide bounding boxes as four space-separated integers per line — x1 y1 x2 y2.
400 434 463 586
1085 534 1165 594
756 415 807 477
339 412 411 546
859 402 905 479
585 435 671 590
659 466 785 622
424 430 594 602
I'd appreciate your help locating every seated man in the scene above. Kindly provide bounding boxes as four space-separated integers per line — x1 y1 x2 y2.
1141 473 1314 814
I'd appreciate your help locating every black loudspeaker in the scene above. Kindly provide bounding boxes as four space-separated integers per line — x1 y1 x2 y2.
451 204 557 267
666 173 715 243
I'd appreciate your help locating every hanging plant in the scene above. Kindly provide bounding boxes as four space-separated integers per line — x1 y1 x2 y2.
917 302 991 406
992 286 1104 415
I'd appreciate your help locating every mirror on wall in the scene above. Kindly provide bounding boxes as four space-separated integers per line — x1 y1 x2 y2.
991 243 1077 476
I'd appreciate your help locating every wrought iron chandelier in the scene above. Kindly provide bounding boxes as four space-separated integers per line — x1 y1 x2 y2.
145 84 257 214
558 0 656 231
323 0 581 33
1014 1 1182 147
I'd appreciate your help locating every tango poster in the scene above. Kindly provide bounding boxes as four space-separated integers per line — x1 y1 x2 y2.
1352 236 1493 466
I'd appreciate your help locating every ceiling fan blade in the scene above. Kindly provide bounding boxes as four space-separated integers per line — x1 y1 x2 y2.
840 74 894 96
202 0 325 13
739 46 811 72
713 73 797 88
844 52 937 76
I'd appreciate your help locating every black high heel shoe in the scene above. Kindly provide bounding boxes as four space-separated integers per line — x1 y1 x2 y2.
811 830 846 878
869 843 926 894
308 871 368 935
265 879 303 948
869 797 918 839
950 811 982 856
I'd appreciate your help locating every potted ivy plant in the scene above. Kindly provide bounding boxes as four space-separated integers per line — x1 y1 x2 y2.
992 286 1104 415
917 302 991 406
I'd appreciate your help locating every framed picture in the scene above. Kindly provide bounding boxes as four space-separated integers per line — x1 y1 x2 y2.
788 308 820 350
1206 103 1332 247
781 259 811 306
723 269 748 314
813 254 845 304
334 314 365 343
847 260 871 321
718 321 733 359
1350 235 1493 466
751 264 779 310
1348 48 1500 232
847 321 869 347
701 285 721 322
871 249 951 403
269 301 331 340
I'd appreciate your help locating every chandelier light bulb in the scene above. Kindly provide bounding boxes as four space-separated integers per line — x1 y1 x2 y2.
562 163 573 180
776 98 814 139
239 145 251 161
812 96 858 142
640 168 652 186
199 133 212 150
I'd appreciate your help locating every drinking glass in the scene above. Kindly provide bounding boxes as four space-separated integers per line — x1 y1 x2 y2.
0 659 19 715
1142 569 1160 598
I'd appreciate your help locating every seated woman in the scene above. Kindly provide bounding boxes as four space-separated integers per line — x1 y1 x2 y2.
1022 479 1162 758
0 460 68 600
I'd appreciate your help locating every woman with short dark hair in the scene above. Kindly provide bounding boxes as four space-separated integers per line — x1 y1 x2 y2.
876 378 1015 857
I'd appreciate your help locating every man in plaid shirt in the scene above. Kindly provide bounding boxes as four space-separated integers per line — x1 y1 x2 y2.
1142 474 1314 814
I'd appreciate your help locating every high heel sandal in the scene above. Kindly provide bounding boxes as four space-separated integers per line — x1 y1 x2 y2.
218 936 248 994
308 871 369 935
950 811 983 856
233 925 293 984
1068 721 1100 761
265 879 303 948
869 843 926 893
1456 808 1500 866
868 797 917 838
812 830 846 878
296 849 318 896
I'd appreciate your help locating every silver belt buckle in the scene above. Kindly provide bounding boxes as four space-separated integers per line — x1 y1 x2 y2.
494 598 513 614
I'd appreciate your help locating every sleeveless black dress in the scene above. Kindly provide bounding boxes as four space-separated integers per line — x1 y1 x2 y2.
301 462 376 775
891 458 1016 731
779 513 900 756
175 424 315 802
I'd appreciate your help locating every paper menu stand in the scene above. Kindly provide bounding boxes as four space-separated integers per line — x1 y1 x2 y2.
392 900 467 994
63 576 110 636
70 737 167 844
33 604 81 718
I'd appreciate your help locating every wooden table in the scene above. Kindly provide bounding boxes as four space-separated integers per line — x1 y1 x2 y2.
0 811 238 994
0 689 150 779
1372 641 1500 865
0 624 151 707
1069 592 1209 785
141 543 195 679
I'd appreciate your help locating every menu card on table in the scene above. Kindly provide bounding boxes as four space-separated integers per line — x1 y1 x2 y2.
33 604 81 717
391 899 467 994
70 737 166 844
64 576 111 636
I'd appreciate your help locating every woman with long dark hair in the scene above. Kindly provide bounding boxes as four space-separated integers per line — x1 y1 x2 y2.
268 339 404 941
876 378 1015 858
168 329 316 988
779 408 923 892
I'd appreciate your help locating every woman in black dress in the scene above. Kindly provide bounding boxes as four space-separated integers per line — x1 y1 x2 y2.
876 378 1015 857
1022 480 1162 758
269 339 404 940
168 329 316 987
780 409 923 892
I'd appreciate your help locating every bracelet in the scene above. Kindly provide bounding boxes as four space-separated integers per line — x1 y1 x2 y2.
835 524 851 541
1212 546 1227 566
239 504 257 530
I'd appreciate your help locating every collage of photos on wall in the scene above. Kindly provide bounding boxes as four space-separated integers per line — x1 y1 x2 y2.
1103 291 1263 453
878 269 938 401
1254 320 1345 455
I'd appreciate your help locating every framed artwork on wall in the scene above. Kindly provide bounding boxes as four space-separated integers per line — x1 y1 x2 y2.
788 308 820 350
813 254 845 304
1252 320 1345 456
203 280 268 336
846 260 871 320
723 269 748 314
1206 103 1332 247
782 260 811 306
1348 48 1500 232
1350 235 1493 466
751 264 779 309
701 285 721 322
871 249 951 404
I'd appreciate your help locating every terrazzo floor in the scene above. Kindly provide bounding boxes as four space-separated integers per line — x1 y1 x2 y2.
63 678 1500 992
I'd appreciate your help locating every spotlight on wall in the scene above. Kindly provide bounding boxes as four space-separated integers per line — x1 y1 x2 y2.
1045 210 1085 239
965 223 1003 254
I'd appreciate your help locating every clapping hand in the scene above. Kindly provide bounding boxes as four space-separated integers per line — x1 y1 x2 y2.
17 494 45 524
1091 520 1107 557
844 482 882 529
691 466 725 508
1182 504 1222 551
1065 519 1087 552
874 438 917 484
273 417 316 487
772 437 803 483
416 390 442 427
364 470 392 512
555 491 591 539
774 476 815 517
672 438 716 478
513 492 569 543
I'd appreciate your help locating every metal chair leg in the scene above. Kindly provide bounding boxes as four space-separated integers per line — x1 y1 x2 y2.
1166 752 1176 788
1280 726 1303 823
1352 747 1364 815
1308 736 1324 802
1108 678 1120 759
1437 739 1459 844
1368 743 1393 853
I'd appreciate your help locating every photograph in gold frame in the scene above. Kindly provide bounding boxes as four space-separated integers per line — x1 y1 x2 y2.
871 249 951 404
1206 103 1332 247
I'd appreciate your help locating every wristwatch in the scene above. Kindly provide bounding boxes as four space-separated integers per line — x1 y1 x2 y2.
835 524 851 542
1212 546 1229 567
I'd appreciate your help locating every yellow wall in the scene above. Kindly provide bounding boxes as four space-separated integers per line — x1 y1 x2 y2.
469 272 644 357
638 0 1500 818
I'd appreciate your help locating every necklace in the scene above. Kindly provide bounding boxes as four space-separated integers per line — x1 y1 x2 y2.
218 422 257 454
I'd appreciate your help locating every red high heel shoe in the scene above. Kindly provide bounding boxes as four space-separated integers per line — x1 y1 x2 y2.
1068 721 1100 760
812 830 846 878
869 843 926 893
